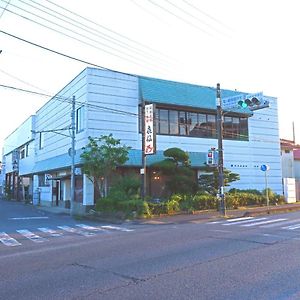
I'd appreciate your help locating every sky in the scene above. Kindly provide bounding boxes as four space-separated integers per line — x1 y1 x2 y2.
0 0 299 153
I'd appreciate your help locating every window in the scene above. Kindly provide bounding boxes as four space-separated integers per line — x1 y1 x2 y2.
179 111 187 135
26 144 29 157
39 132 44 150
76 106 85 133
158 109 169 134
140 106 248 140
20 148 25 159
169 110 179 135
207 114 216 138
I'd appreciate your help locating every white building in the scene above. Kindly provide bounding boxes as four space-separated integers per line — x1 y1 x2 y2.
2 67 283 213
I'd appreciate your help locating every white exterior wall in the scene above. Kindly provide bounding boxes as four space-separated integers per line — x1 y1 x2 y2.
85 68 139 147
3 116 35 176
34 69 88 164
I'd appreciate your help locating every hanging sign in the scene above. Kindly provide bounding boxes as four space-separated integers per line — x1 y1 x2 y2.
144 104 156 155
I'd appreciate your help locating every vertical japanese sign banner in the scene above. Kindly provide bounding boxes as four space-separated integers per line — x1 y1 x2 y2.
144 104 156 155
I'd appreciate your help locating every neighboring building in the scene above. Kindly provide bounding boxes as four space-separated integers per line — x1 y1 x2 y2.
2 116 35 201
280 139 300 201
2 68 283 213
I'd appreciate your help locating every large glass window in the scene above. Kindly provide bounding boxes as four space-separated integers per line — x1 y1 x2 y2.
158 109 169 134
207 114 217 138
188 113 198 136
142 107 248 140
179 111 187 135
169 110 179 135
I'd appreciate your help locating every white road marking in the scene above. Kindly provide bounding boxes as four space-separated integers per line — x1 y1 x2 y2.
241 218 287 227
9 217 49 220
210 229 231 233
223 218 267 226
38 227 63 237
207 221 222 224
226 217 254 222
262 219 300 228
100 225 134 232
57 225 95 236
282 223 300 230
17 229 47 243
76 224 106 232
0 232 21 247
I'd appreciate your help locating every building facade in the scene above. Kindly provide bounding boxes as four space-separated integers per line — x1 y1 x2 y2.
2 67 283 213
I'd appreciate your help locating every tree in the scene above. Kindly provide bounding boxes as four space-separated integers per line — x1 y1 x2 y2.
198 165 240 195
80 134 131 198
151 147 197 195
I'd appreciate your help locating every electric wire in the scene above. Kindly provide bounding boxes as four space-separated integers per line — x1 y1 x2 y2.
0 2 169 72
0 0 9 18
146 0 212 36
182 0 233 32
9 0 170 69
164 0 227 36
0 68 48 93
44 0 172 61
24 0 171 65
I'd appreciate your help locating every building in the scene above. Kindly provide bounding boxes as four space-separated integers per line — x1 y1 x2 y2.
280 138 300 202
2 67 283 213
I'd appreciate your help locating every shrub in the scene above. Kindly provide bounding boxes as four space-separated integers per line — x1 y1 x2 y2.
165 199 180 214
191 193 217 210
96 197 151 218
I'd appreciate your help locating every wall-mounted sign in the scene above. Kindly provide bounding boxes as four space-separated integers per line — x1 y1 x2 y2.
144 104 156 155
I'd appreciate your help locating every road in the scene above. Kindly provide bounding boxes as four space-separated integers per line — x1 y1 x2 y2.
2 199 300 299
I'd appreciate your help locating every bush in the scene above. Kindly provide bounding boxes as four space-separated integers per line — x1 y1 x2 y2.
96 197 151 218
165 199 180 214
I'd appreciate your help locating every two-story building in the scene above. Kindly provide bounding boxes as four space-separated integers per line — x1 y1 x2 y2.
2 67 283 213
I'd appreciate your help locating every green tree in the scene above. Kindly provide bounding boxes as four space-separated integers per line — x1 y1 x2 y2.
151 147 197 195
198 165 240 195
80 134 130 198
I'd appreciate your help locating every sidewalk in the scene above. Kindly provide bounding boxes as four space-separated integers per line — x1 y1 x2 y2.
133 202 300 225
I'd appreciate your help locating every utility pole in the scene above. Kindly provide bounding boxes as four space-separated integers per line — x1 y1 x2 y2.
70 95 76 216
216 83 226 216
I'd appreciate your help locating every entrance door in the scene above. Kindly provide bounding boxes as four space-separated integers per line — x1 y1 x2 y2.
52 180 61 206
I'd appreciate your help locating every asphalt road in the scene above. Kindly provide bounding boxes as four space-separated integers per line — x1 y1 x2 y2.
2 200 300 299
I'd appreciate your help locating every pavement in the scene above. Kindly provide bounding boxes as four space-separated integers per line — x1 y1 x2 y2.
133 202 300 225
3 196 300 225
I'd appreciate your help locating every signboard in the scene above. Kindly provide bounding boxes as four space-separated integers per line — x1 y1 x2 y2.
222 92 263 109
45 174 52 185
144 104 156 155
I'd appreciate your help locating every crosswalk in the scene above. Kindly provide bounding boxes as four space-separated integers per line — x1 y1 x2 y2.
207 216 300 231
0 224 134 247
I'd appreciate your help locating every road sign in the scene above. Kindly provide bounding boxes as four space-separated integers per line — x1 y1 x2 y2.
222 92 263 110
260 164 270 172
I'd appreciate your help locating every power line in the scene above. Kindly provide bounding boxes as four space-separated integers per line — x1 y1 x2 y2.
0 0 9 18
0 2 169 71
146 0 212 36
182 0 233 32
25 0 171 65
0 68 48 93
0 30 108 69
44 0 172 61
8 0 170 69
164 0 229 37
